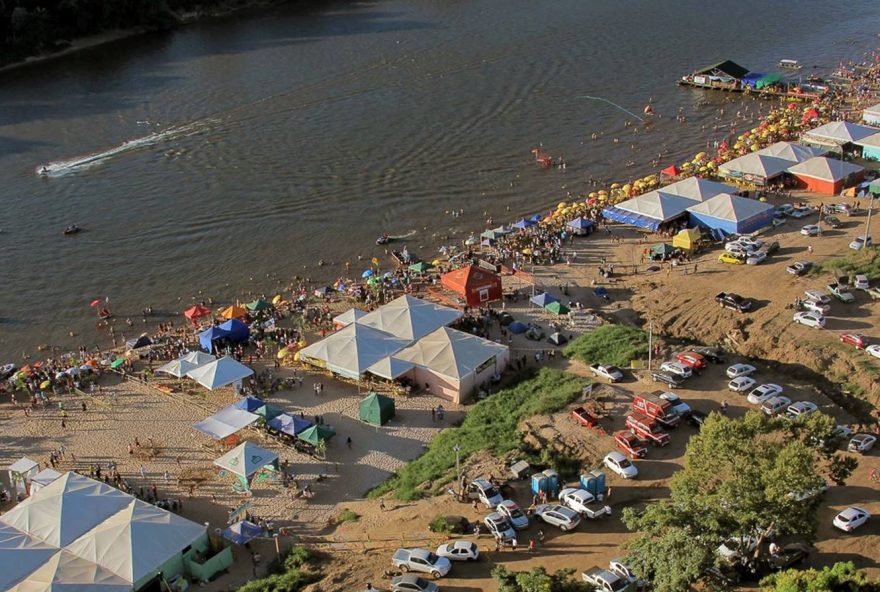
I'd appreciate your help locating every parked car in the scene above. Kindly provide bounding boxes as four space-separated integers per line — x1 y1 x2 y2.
728 376 757 392
660 361 692 379
719 252 745 265
764 240 781 254
632 392 681 428
613 430 648 458
789 206 813 218
603 451 639 479
534 504 581 531
392 549 452 578
793 311 825 328
746 383 784 405
762 396 792 416
391 574 440 592
746 251 768 265
466 479 503 508
849 235 873 250
658 391 691 416
840 333 867 349
736 236 764 249
688 409 708 429
867 286 880 301
827 283 855 303
435 541 479 562
784 401 818 421
483 513 516 542
676 351 708 370
786 261 813 275
727 363 757 378
626 413 671 447
559 488 612 518
866 344 880 359
608 559 647 589
764 544 811 572
496 500 529 530
650 370 683 387
714 292 752 313
804 289 831 304
717 535 759 562
854 274 870 290
801 299 829 314
582 567 631 592
589 364 624 382
693 346 726 364
848 433 877 453
725 242 757 256
824 215 842 228
776 204 794 217
800 224 820 236
833 507 870 532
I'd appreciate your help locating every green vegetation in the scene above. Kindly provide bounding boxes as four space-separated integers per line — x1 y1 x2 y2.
621 411 857 592
563 324 648 367
492 565 592 592
814 249 880 281
428 515 454 534
760 561 880 592
330 508 359 525
237 546 321 592
369 368 586 501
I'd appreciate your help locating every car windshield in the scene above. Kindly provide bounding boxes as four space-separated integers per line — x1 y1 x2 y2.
618 458 632 468
509 507 524 518
485 487 499 497
426 552 439 563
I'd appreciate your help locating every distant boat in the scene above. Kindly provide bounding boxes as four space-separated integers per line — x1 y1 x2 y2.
778 59 802 70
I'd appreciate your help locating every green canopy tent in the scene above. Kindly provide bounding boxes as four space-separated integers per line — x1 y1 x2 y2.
409 262 433 274
650 243 676 257
545 301 570 315
255 403 285 421
358 392 396 426
247 299 272 311
297 424 336 446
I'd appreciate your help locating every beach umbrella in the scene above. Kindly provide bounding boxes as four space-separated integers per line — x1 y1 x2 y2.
362 269 374 278
246 299 271 311
55 371 65 379
184 305 212 320
409 262 432 273
272 294 284 305
367 277 380 285
431 259 443 266
65 367 79 375
110 358 125 369
39 380 51 389
219 305 247 320
508 321 528 334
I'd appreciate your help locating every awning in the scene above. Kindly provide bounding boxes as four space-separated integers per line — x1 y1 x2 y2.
221 520 263 545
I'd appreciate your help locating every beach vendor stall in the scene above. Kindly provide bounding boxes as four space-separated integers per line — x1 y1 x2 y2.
7 457 39 498
213 441 279 493
186 356 254 393
359 392 396 426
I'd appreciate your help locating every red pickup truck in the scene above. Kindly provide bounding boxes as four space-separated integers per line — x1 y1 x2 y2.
632 392 680 428
626 412 671 447
571 406 600 428
613 430 648 458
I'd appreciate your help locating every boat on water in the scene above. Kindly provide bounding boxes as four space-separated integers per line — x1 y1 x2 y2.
778 59 802 70
63 225 82 235
0 363 16 379
376 234 390 245
392 247 420 265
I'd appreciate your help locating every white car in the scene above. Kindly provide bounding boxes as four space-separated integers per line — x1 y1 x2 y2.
659 392 691 416
793 311 825 328
833 507 870 532
728 376 757 392
762 395 792 416
726 363 756 379
435 541 479 562
868 344 880 359
849 236 873 250
559 488 612 518
496 500 529 530
717 535 759 561
855 274 870 290
603 451 639 479
746 251 767 265
660 361 693 379
802 299 830 314
725 242 756 256
804 290 831 304
784 401 818 421
789 206 813 218
608 559 647 589
468 479 503 508
534 504 581 531
483 513 516 541
736 237 764 249
746 383 784 405
848 433 878 453
801 224 820 236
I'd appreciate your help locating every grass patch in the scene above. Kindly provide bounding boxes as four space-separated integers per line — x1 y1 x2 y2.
330 509 360 525
814 249 880 281
368 368 586 501
563 324 648 367
237 546 321 592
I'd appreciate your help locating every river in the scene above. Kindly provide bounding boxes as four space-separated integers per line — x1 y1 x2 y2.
1 0 878 359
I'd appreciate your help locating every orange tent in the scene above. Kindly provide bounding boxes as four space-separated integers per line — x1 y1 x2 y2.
219 305 247 320
441 266 502 306
184 305 212 320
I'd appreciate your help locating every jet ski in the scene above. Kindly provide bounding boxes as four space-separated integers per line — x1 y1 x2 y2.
63 225 82 235
376 234 390 245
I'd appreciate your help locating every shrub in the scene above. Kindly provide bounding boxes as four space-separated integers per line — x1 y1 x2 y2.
237 546 319 592
330 509 360 525
563 324 648 367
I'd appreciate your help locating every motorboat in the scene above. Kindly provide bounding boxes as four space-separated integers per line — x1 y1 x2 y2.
376 234 390 245
63 225 82 235
0 363 16 379
778 59 801 70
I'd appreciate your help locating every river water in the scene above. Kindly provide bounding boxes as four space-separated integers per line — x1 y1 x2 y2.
1 0 879 359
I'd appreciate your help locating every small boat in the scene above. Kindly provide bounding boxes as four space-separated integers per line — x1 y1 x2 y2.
63 225 81 235
0 363 16 379
392 248 420 265
376 234 390 245
778 59 801 70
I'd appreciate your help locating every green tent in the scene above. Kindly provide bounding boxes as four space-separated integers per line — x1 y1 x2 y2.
358 392 396 426
297 424 336 446
247 299 271 311
545 301 570 315
756 73 783 89
255 403 285 421
409 262 433 274
650 243 676 256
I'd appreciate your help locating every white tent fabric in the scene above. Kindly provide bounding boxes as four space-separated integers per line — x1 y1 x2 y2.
0 523 58 591
333 308 367 327
803 121 877 144
787 156 864 181
66 499 204 585
719 153 792 179
366 357 416 380
865 103 880 116
686 194 774 222
7 549 132 592
31 469 62 491
186 356 254 390
156 358 200 378
0 473 132 547
299 323 410 378
756 141 826 163
180 351 216 366
192 405 259 440
393 327 509 380
8 457 39 474
357 295 462 341
615 191 698 222
856 132 880 148
213 441 278 479
658 177 737 202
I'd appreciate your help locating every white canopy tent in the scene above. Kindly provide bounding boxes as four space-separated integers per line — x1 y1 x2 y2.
356 295 462 341
333 308 367 328
298 322 410 379
718 153 792 181
802 121 878 146
8 457 39 498
192 405 259 440
185 356 253 391
7 549 132 592
180 351 216 366
366 357 416 380
0 523 58 591
864 103 880 125
393 327 509 380
658 176 737 201
156 358 201 378
213 442 279 480
756 141 826 163
615 191 698 222
30 469 62 494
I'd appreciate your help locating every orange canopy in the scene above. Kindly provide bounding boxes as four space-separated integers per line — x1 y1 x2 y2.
219 305 247 320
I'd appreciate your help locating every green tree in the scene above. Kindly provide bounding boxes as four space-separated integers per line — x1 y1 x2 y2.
760 561 880 592
492 565 592 592
622 411 857 592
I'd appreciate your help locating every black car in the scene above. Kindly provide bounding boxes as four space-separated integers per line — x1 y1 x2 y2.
824 215 842 229
688 410 708 429
764 240 781 255
651 371 683 387
692 346 726 364
715 292 752 313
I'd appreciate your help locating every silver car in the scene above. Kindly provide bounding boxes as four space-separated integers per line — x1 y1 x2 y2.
483 512 516 541
496 500 529 530
534 504 581 531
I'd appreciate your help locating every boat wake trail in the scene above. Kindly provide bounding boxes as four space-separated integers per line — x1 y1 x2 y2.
389 230 418 240
36 121 210 177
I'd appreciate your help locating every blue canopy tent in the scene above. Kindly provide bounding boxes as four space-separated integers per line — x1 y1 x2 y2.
528 214 543 223
219 319 250 343
566 217 595 235
509 321 528 334
222 520 264 545
601 206 662 231
593 287 609 298
530 292 559 307
233 395 265 413
268 413 313 436
512 219 535 230
199 326 231 353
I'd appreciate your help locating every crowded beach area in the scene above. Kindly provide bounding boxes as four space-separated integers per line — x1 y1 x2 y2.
3 48 880 592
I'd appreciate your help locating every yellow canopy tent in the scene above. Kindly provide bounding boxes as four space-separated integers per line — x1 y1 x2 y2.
672 228 702 252
219 305 247 320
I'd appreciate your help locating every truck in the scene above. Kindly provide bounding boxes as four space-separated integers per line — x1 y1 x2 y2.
391 548 452 578
826 283 855 303
582 567 634 592
715 292 752 313
589 364 624 382
625 413 671 447
632 392 680 428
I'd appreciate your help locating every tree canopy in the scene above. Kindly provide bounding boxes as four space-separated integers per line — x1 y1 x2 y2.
760 561 880 592
621 411 857 592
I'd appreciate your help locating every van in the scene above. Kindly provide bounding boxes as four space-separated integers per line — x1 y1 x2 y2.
632 393 680 428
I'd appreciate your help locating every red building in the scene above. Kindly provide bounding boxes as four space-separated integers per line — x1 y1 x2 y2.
441 266 502 307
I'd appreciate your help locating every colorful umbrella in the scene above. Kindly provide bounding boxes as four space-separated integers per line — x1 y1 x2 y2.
89 299 102 308
246 299 271 311
219 305 247 320
362 270 374 278
184 305 212 320
409 262 433 273
545 301 570 315
39 380 51 389
110 358 125 369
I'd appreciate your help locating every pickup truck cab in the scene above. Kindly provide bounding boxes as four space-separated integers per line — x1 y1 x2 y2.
559 487 611 518
613 430 648 458
650 370 683 387
827 283 855 302
626 412 671 446
675 352 707 370
590 364 624 382
392 548 452 578
582 567 634 592
660 361 692 379
786 261 813 275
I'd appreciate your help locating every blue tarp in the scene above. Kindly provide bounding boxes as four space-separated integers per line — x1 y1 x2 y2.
222 520 264 545
593 287 609 297
509 321 528 334
741 72 765 88
512 219 535 229
601 206 661 231
219 319 250 343
528 214 543 223
268 413 313 436
567 217 595 229
530 292 559 307
233 396 265 413
199 326 231 353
